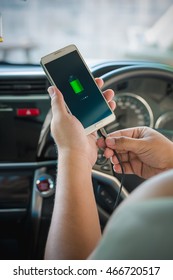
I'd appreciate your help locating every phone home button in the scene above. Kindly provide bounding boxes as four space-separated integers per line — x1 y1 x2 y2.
95 122 103 128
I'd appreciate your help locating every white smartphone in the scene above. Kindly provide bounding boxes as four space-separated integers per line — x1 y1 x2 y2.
40 44 115 135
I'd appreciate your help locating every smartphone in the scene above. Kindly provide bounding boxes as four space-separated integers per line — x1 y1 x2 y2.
40 44 115 135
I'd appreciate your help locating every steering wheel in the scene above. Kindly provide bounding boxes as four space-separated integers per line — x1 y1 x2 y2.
101 64 173 89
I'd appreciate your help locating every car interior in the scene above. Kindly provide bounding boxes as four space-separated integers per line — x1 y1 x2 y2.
0 0 173 260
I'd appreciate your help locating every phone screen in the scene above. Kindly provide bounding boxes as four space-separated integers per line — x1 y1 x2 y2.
44 50 113 128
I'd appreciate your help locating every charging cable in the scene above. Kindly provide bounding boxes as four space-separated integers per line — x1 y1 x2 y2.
98 129 125 209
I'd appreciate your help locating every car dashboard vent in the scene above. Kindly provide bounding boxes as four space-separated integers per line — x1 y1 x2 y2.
0 76 48 95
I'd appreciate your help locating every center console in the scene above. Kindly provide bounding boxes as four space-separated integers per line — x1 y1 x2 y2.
0 65 51 259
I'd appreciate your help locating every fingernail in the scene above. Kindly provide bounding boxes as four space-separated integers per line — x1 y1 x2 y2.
48 86 56 99
113 165 117 173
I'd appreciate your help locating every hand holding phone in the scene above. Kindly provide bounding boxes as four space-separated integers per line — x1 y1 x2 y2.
40 44 115 135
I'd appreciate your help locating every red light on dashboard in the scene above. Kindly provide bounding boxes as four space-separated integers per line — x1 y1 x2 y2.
17 108 40 117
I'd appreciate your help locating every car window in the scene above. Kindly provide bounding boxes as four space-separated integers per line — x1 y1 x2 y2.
0 0 173 65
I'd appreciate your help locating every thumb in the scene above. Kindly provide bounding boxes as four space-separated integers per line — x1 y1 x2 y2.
48 86 67 118
106 136 140 153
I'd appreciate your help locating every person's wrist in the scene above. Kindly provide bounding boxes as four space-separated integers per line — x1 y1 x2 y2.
58 149 93 171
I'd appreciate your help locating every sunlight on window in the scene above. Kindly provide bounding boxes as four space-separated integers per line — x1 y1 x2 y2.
0 0 173 65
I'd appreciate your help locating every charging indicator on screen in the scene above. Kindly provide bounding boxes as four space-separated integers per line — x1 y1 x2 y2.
69 75 84 94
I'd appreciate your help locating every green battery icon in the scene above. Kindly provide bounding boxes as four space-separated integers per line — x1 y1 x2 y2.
69 75 84 94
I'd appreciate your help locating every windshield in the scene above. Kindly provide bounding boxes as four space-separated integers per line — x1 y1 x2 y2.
0 0 173 65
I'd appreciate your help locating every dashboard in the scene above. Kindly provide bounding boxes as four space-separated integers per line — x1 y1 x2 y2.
0 61 173 259
104 76 173 140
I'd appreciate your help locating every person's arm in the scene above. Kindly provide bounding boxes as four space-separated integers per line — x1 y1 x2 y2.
44 79 115 260
97 127 173 179
45 151 101 260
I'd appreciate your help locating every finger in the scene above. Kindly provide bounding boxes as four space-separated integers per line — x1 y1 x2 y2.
97 137 106 149
48 86 67 119
105 136 140 153
109 100 116 111
103 89 116 110
113 162 134 174
104 147 115 158
103 89 115 102
111 153 129 165
94 79 116 110
95 78 104 88
108 127 142 138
